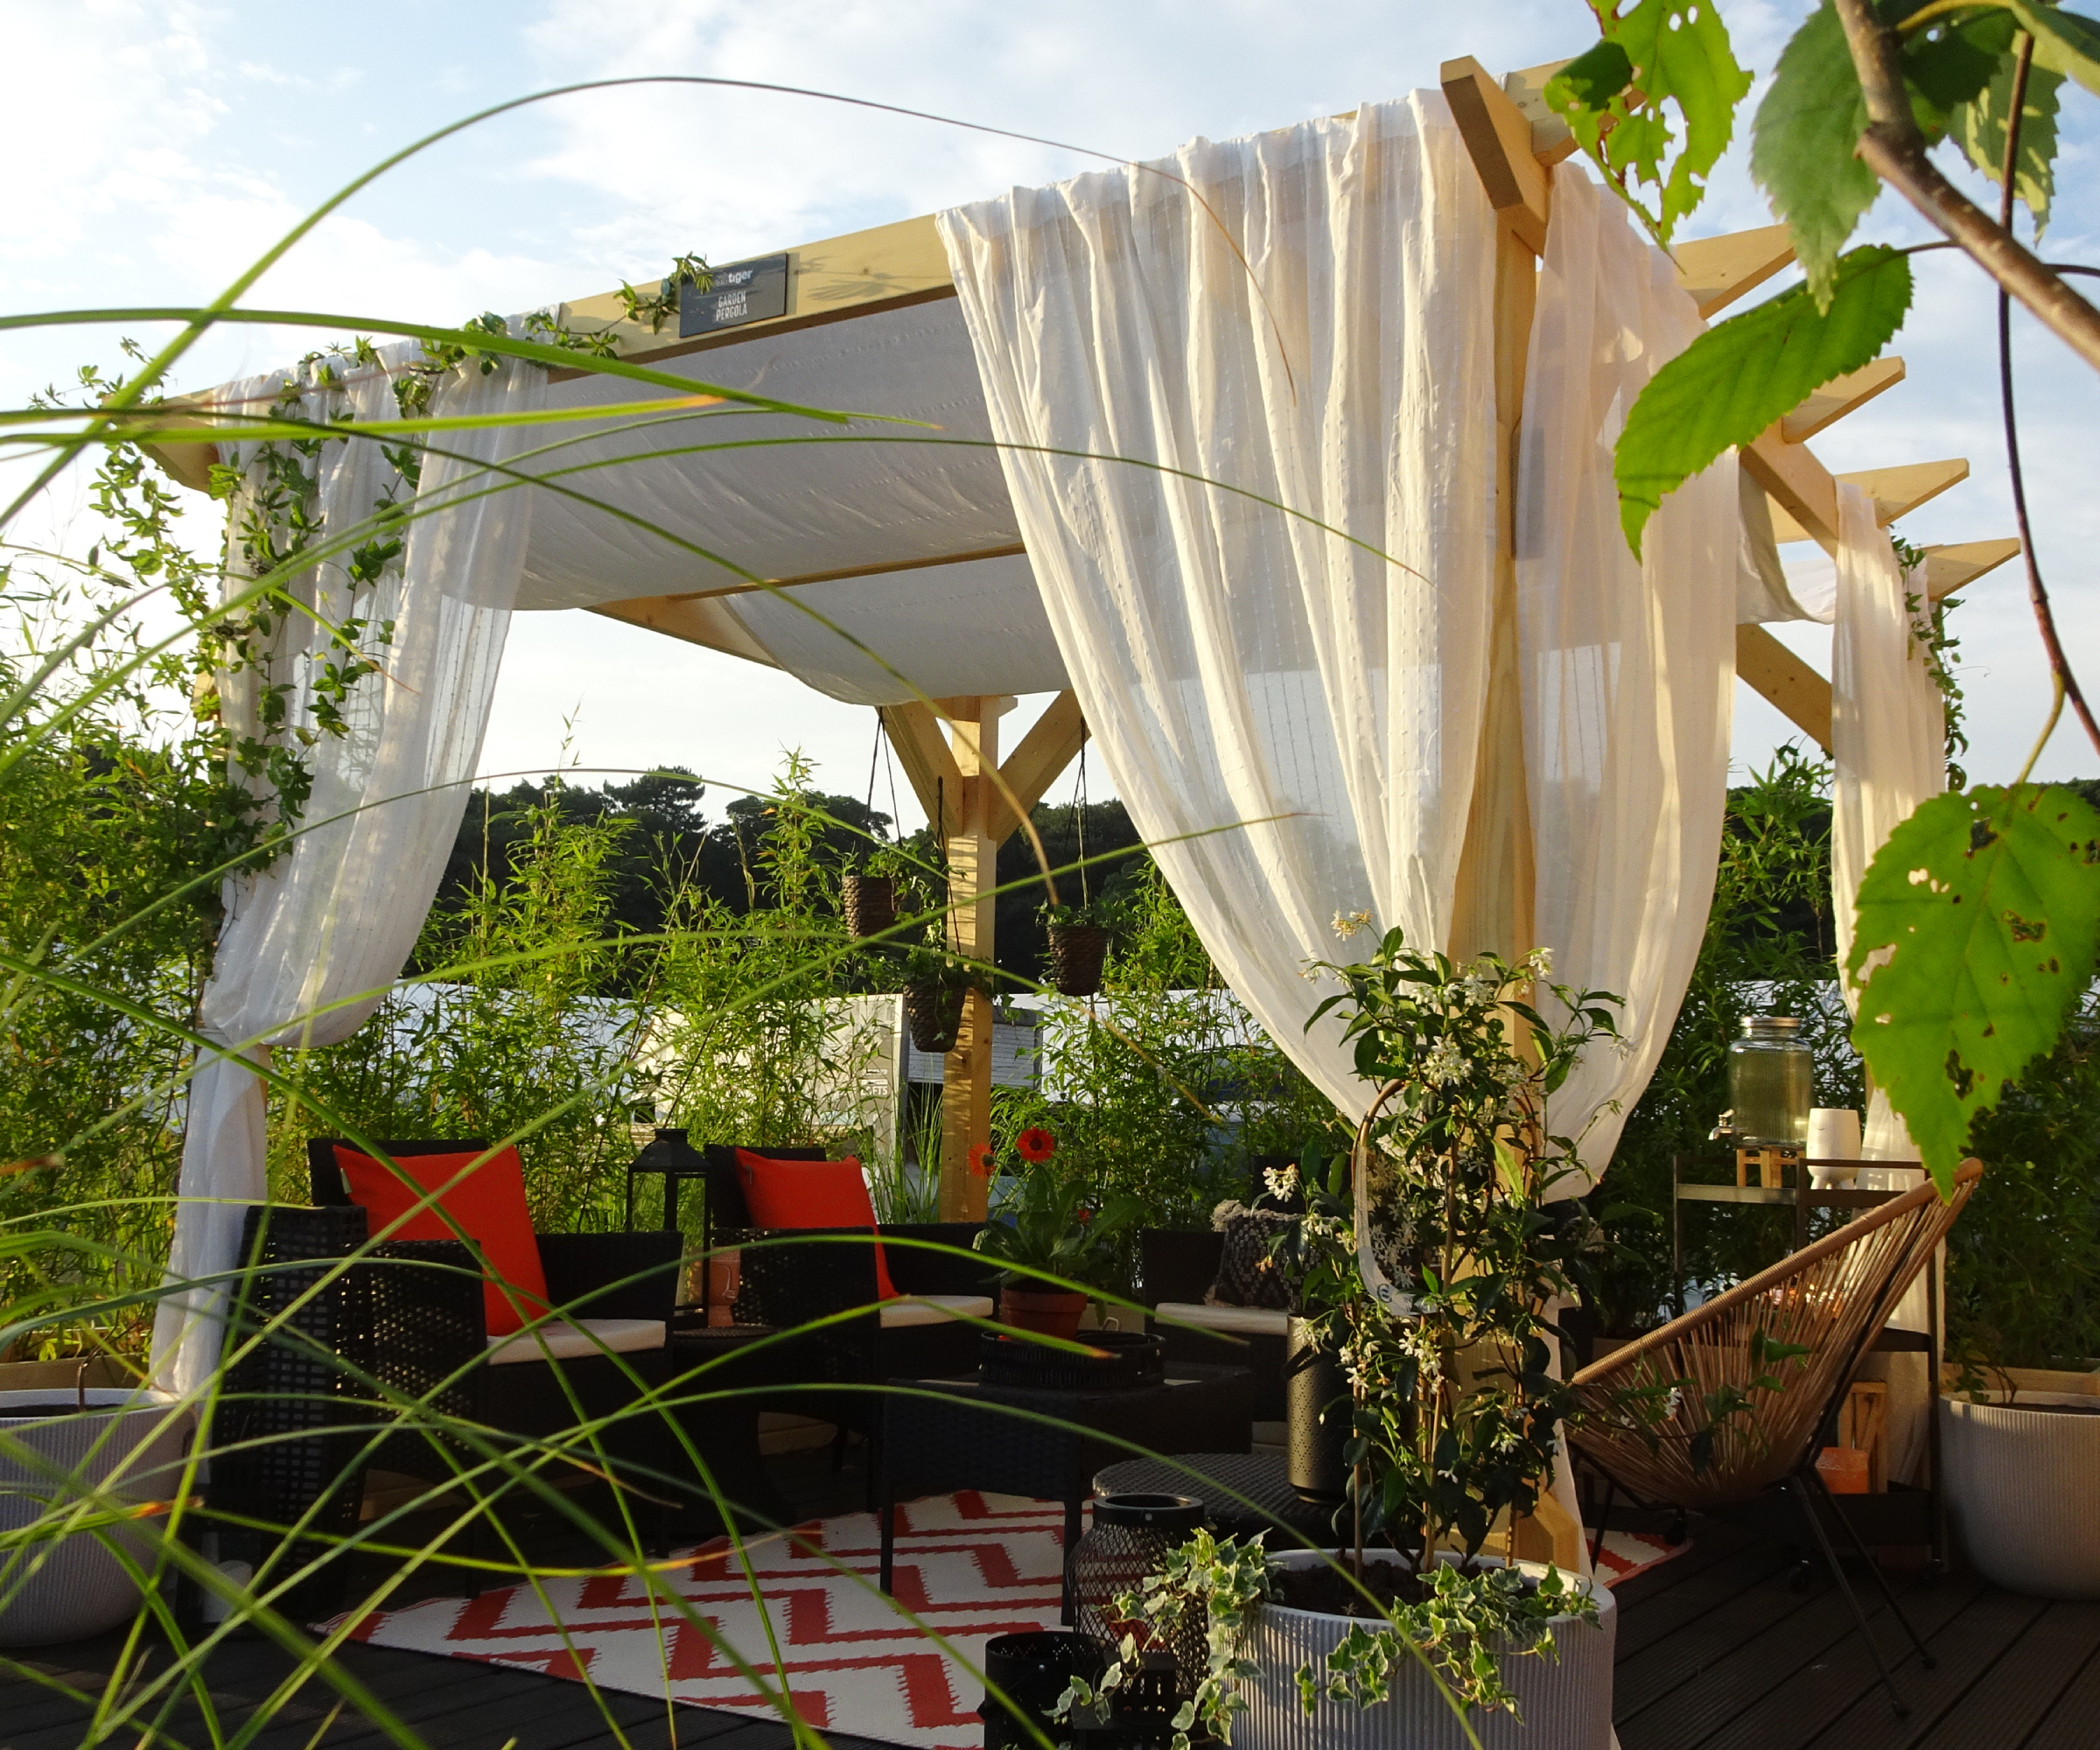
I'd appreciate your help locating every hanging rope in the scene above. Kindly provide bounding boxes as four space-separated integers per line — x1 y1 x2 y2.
1074 734 1091 907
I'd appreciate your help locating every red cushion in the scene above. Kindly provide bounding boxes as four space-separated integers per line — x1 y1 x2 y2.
336 1144 550 1336
733 1150 896 1300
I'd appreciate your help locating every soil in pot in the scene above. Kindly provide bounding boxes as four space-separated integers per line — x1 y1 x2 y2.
1267 1553 1548 1618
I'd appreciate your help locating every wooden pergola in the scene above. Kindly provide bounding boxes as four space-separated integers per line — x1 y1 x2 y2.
161 53 2017 1228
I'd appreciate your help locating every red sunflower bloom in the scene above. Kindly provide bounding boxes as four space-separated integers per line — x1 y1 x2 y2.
1017 1126 1057 1163
967 1144 995 1178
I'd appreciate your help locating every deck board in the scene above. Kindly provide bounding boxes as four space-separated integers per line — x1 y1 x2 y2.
1907 1601 2100 1750
1798 1587 2050 1748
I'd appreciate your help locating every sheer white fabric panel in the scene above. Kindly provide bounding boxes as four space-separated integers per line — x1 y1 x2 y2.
1519 169 1739 1185
1830 480 1944 1162
151 349 543 1396
939 94 1500 1114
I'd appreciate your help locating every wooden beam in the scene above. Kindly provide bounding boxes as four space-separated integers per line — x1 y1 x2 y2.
1440 57 1551 255
984 690 1087 848
1743 430 1842 556
1736 624 1833 752
936 696 1012 1225
1499 60 1579 164
547 214 955 381
877 701 964 838
588 593 779 666
1781 357 1907 442
669 542 1028 603
1674 225 1795 318
1922 537 2021 599
1767 458 1971 542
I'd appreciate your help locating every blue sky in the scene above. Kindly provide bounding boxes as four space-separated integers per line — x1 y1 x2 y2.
4 0 2095 821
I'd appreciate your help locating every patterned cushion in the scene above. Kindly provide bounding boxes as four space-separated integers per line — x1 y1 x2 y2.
1205 1200 1298 1311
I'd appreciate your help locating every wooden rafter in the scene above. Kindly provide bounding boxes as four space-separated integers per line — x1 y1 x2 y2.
1782 358 1907 442
1922 537 2021 599
1737 625 1835 753
1675 225 1796 318
1767 457 1970 543
984 690 1087 848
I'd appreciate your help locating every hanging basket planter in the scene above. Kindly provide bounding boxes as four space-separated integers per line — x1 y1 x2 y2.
903 978 968 1054
1047 924 1111 997
843 873 896 939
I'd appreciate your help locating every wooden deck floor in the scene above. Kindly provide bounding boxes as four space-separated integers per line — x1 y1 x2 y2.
10 1486 2100 1750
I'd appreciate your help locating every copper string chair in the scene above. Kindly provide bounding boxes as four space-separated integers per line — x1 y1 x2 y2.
1569 1158 1981 1714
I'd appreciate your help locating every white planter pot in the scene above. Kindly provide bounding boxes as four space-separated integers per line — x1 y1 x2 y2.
0 1387 195 1646
1236 1550 1616 1750
1941 1392 2100 1599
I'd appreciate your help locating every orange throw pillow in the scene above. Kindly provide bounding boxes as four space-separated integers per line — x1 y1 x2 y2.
733 1150 897 1300
336 1144 550 1336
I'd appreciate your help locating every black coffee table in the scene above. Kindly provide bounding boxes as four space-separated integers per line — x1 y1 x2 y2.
877 1363 1253 1618
1091 1451 1340 1549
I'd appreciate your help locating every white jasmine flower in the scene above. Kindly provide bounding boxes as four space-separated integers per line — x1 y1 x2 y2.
1264 1161 1301 1203
1331 908 1374 939
1419 1035 1465 1089
1523 946 1554 979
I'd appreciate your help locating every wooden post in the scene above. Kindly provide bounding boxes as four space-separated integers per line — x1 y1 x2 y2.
938 695 1012 1222
879 690 1088 1222
1441 57 1549 968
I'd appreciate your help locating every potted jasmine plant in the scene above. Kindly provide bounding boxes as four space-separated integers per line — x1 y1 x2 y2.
1065 933 1626 1750
901 928 979 1055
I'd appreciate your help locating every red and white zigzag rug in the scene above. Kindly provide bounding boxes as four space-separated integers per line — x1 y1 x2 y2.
330 1494 1687 1750
333 1492 1068 1750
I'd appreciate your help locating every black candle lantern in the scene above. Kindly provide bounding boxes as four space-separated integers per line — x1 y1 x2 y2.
1066 1492 1207 1726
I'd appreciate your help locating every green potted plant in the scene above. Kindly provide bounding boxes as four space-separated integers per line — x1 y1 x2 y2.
973 1131 1136 1338
1041 894 1117 998
1073 934 1624 1748
1230 932 1624 1747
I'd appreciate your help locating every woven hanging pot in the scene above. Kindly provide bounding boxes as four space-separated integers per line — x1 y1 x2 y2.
842 873 896 939
1047 924 1111 997
903 979 967 1054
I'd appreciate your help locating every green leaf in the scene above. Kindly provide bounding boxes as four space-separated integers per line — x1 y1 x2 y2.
1901 5 2018 131
1954 51 2064 232
2006 3 2100 97
1614 245 1913 556
1751 3 1882 308
1544 2 1752 248
1849 786 2100 1193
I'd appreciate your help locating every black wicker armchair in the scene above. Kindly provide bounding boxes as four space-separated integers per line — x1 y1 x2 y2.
305 1139 684 1536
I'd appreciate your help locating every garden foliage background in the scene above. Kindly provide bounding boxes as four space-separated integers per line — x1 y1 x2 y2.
4 433 2097 1369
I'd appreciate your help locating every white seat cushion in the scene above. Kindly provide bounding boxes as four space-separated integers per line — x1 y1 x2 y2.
483 1318 666 1366
879 1293 995 1329
1152 1299 1292 1338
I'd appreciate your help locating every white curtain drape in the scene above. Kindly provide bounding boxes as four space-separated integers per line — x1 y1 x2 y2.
1519 169 1739 1184
150 345 543 1396
1830 480 1945 1158
938 94 1501 1116
1830 480 1946 1481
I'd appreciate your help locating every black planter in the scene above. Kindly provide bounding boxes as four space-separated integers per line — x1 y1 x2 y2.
1285 1314 1351 1503
843 873 896 939
1048 925 1111 997
904 979 967 1054
981 1630 1100 1750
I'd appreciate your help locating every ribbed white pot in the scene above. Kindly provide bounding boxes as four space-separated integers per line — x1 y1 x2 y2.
1942 1393 2100 1599
0 1388 195 1647
1236 1550 1617 1750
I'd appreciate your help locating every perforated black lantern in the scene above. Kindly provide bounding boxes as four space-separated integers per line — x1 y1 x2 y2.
1067 1492 1207 1720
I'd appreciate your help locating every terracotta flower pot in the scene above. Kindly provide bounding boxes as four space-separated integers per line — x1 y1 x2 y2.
843 874 896 939
999 1286 1089 1340
1047 925 1110 997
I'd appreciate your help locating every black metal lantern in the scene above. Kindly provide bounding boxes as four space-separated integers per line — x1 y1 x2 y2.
1067 1492 1207 1723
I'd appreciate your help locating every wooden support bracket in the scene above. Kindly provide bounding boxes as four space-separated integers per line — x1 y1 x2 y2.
984 690 1087 848
1674 225 1796 318
878 701 965 839
1737 624 1834 752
